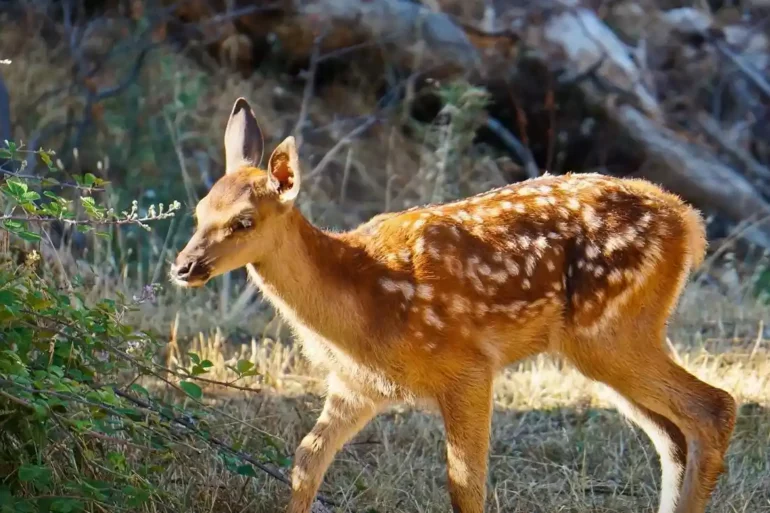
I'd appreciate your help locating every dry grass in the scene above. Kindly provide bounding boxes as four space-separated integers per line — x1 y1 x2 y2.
138 281 770 513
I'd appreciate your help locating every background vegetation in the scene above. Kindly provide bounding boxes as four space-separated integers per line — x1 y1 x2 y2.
1 1 769 512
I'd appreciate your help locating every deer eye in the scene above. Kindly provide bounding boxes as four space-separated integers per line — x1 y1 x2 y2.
230 218 252 232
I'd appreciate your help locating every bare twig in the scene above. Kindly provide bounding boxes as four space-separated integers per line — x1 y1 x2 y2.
694 111 770 185
305 116 380 181
0 213 174 227
713 39 770 99
484 115 539 178
0 73 10 145
112 387 338 507
293 34 324 148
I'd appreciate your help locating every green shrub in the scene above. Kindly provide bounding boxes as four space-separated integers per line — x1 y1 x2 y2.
0 142 288 512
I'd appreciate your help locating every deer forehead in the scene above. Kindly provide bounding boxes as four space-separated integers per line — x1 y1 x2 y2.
196 170 270 222
195 193 255 228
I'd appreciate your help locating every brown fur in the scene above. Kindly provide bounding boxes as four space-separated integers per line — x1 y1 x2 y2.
171 98 737 513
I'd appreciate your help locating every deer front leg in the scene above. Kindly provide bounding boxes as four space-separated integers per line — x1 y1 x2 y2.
438 374 494 513
288 375 381 513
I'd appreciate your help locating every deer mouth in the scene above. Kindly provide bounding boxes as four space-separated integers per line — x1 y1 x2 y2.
169 260 211 288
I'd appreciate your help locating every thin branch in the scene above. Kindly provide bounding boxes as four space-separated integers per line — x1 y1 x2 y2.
0 73 10 145
484 115 539 179
713 39 770 99
694 111 770 185
293 33 324 148
305 116 380 181
0 214 174 227
93 43 162 101
112 387 338 507
0 168 105 191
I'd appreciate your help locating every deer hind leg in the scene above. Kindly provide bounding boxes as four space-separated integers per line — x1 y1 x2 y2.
288 375 381 513
437 373 494 513
602 387 688 513
564 339 736 513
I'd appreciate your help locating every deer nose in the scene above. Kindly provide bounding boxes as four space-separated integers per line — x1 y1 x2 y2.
173 260 197 280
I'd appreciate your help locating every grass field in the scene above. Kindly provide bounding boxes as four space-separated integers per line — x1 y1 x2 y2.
141 281 770 513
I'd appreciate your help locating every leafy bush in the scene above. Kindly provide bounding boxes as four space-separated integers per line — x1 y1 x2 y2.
0 143 294 512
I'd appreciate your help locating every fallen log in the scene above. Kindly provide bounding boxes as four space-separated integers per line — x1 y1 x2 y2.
155 0 770 246
524 4 770 247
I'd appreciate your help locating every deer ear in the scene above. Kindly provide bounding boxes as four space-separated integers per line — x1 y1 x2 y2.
267 136 301 203
224 97 264 174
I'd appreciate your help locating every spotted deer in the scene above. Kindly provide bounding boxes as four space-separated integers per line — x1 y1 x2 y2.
170 98 737 513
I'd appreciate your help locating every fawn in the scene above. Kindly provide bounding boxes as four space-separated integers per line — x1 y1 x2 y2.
171 98 737 513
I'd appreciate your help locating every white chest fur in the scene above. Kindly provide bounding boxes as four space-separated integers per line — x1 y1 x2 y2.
246 265 404 399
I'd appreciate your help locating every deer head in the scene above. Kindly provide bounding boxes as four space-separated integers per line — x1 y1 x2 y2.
170 98 302 288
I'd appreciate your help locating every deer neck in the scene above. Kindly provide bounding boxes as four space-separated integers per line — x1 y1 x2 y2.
246 209 370 345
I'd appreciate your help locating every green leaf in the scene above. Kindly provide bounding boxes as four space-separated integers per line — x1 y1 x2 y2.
38 150 53 167
129 384 150 397
0 148 11 159
18 463 51 483
235 464 257 477
0 289 18 306
17 230 41 242
5 177 27 195
236 359 254 375
2 220 22 232
187 352 200 365
200 359 213 369
179 381 202 400
50 498 84 513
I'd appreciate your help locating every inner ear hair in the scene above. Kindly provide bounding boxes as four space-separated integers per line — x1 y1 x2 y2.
269 152 294 191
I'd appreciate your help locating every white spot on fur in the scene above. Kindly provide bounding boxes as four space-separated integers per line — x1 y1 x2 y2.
582 206 601 231
380 278 415 300
423 307 444 329
490 270 508 284
504 258 520 276
417 284 434 300
525 255 536 276
449 295 470 315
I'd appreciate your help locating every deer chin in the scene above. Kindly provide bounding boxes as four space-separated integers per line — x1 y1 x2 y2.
169 272 210 289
